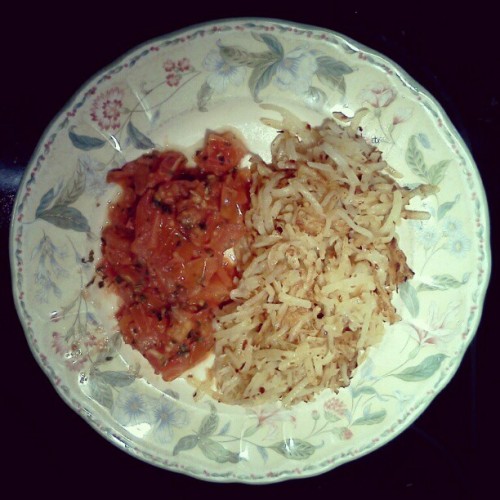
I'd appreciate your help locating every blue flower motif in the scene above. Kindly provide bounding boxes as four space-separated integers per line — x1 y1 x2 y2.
393 390 412 412
34 272 62 302
446 232 471 257
441 217 463 236
149 397 188 444
113 389 154 426
414 224 440 250
203 50 246 93
32 234 68 302
273 48 317 94
78 155 108 199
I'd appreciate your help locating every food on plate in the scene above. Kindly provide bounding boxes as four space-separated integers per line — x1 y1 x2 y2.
98 131 251 381
99 108 433 406
194 107 434 406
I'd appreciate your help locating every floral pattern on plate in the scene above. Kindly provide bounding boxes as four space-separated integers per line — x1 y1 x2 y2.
10 19 490 483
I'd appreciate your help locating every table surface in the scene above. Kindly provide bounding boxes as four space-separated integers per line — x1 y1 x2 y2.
1 4 496 497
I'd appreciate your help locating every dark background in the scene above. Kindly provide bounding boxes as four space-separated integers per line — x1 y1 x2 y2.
1 3 496 498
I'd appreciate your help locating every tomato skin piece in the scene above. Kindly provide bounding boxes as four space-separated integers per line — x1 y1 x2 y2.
210 223 248 255
220 184 243 223
182 256 219 289
157 151 186 177
202 275 232 308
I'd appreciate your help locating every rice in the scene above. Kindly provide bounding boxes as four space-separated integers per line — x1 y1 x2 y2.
200 106 433 406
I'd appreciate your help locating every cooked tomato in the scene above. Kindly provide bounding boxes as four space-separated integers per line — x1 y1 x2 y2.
195 131 247 175
99 132 251 381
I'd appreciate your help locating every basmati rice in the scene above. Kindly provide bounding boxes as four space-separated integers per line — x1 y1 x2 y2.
197 106 434 406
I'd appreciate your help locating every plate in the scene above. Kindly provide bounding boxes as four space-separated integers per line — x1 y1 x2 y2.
10 18 490 483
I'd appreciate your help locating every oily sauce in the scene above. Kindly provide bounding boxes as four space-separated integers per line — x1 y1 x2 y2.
98 132 251 380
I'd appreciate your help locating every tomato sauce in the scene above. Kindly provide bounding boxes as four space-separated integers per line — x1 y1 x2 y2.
98 132 251 380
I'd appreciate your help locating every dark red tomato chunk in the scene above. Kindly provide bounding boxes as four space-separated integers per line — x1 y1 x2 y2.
99 133 251 381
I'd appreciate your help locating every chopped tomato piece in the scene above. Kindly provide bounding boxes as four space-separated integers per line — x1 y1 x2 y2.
210 223 248 255
195 132 247 175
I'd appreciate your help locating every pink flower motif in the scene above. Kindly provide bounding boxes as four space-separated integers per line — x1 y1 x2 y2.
177 57 190 72
407 301 461 350
84 335 109 353
360 83 397 108
392 107 413 126
65 356 88 372
90 87 124 131
341 428 353 440
252 408 296 439
166 73 181 87
84 335 98 348
51 331 65 355
324 397 347 416
163 59 176 72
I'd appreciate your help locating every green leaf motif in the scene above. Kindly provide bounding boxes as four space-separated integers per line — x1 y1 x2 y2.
256 445 269 462
248 60 281 102
36 167 86 223
352 386 378 398
218 421 230 435
198 438 242 463
316 55 353 76
127 121 155 150
317 73 346 94
56 167 86 206
88 376 113 410
219 45 252 66
394 354 447 382
428 160 451 185
219 45 276 68
36 187 57 217
315 56 352 94
398 281 419 317
173 434 199 455
197 80 214 112
417 273 470 292
417 282 442 292
69 127 106 151
437 194 460 220
97 370 136 387
269 438 315 460
251 32 284 56
94 332 122 363
406 136 427 179
352 409 386 426
407 344 421 360
417 133 431 149
38 205 90 232
243 423 260 438
199 408 219 437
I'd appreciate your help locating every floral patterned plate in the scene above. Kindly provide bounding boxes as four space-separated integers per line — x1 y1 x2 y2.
10 18 490 483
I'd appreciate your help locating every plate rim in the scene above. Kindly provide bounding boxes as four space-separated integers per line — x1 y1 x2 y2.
9 17 492 483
